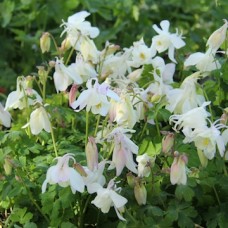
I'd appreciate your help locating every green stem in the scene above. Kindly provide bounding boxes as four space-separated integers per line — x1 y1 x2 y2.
49 33 61 57
125 208 137 223
213 185 221 206
203 89 214 122
155 114 161 137
50 127 58 158
94 115 101 136
139 121 148 141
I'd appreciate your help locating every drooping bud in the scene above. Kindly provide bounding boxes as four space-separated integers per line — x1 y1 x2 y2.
86 137 98 171
206 19 228 53
126 172 136 188
60 37 71 53
151 94 161 103
162 132 175 154
128 68 143 82
220 108 228 125
197 149 208 168
40 32 51 53
134 181 147 205
69 84 79 106
170 152 188 185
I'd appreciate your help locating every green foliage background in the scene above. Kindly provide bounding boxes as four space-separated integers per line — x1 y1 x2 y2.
0 0 228 93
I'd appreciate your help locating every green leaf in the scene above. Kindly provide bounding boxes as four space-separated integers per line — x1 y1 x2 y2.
0 0 15 27
175 185 195 202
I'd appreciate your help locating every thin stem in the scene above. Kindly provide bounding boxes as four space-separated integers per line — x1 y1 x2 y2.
213 185 221 206
49 33 61 57
155 114 161 138
94 115 101 136
50 127 58 158
125 208 137 223
139 121 148 141
203 89 214 122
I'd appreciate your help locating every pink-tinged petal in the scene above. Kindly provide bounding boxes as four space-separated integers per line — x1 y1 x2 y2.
170 158 180 185
110 190 128 208
160 20 170 32
184 52 205 66
69 84 79 105
112 146 126 176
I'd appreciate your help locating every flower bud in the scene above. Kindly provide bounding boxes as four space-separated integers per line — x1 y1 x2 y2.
151 94 161 103
206 19 228 53
126 172 136 188
73 163 87 177
40 32 51 53
170 152 188 185
128 68 143 82
134 182 147 205
197 149 208 168
220 109 228 125
86 137 98 171
60 37 71 52
162 132 175 154
69 84 79 106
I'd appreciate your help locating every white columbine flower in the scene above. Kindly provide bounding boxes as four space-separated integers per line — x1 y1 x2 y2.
184 120 228 160
54 58 83 92
128 38 154 68
29 106 52 135
91 179 128 221
169 102 211 136
136 153 155 177
151 20 186 63
61 11 99 48
71 78 120 116
0 103 11 128
184 49 221 73
5 76 42 110
42 153 85 194
106 127 138 176
166 72 205 114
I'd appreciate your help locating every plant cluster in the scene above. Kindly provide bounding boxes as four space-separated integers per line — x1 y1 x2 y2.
0 9 228 228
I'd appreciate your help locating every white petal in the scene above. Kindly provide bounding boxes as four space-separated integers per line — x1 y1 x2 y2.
69 168 85 193
110 190 128 208
184 52 205 67
160 20 170 32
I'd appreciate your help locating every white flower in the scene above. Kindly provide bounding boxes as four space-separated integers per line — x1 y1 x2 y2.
170 153 188 185
151 20 185 63
151 56 175 84
61 11 99 49
110 92 138 128
83 161 106 194
29 106 51 135
184 50 221 73
136 153 155 177
107 127 138 176
67 54 97 83
91 179 128 221
42 153 85 194
71 78 120 116
128 38 154 68
166 72 205 114
5 76 42 110
206 19 228 53
53 58 83 92
0 103 11 128
185 120 228 160
169 102 210 135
